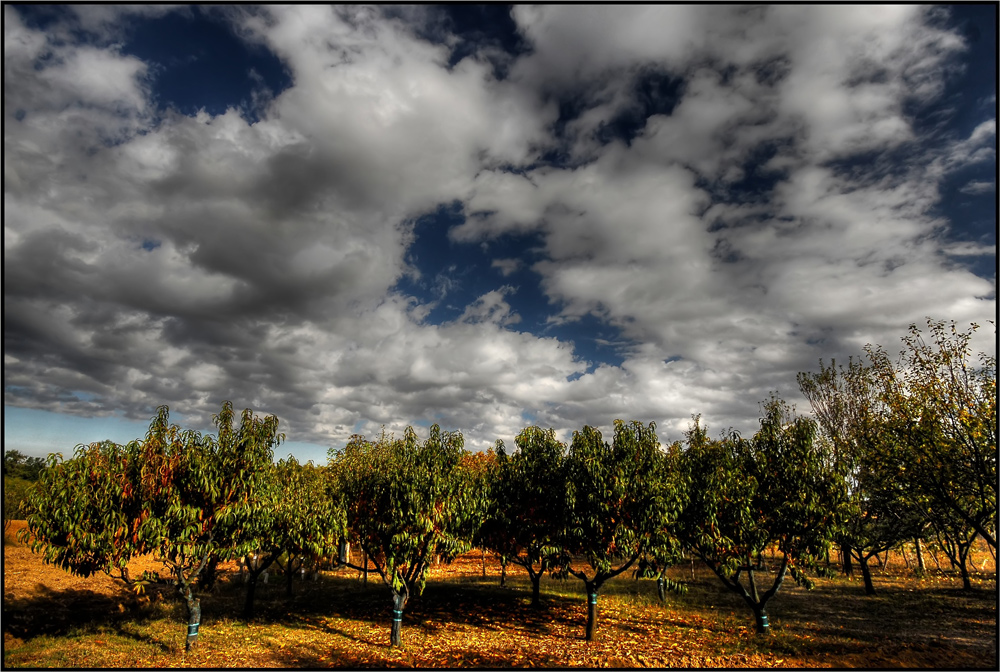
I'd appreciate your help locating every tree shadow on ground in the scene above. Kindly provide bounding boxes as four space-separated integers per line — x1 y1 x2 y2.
2 582 166 641
252 575 586 668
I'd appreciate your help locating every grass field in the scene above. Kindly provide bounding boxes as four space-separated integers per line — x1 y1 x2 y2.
4 522 997 668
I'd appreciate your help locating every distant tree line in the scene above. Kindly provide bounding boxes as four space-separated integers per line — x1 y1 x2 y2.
4 450 48 539
20 319 996 654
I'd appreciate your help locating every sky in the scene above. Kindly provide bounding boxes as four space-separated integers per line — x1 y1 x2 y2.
4 5 996 465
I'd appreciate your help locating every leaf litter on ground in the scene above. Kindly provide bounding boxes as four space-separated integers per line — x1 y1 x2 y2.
3 528 997 668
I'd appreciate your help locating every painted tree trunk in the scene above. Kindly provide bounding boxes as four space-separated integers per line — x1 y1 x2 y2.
389 592 406 648
859 556 876 595
753 605 770 635
185 596 201 651
914 538 925 572
585 587 598 641
656 576 666 602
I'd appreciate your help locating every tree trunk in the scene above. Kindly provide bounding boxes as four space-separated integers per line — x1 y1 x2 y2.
585 585 598 641
285 559 295 599
363 548 368 586
946 539 959 570
753 605 770 635
243 575 258 620
914 538 925 572
959 559 972 589
929 546 942 571
859 556 876 595
530 571 541 607
481 548 487 578
185 596 201 651
656 576 666 602
841 542 854 577
389 592 406 648
500 558 507 588
958 539 973 590
201 556 220 592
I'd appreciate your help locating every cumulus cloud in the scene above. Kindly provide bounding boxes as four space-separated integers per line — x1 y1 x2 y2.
3 5 995 454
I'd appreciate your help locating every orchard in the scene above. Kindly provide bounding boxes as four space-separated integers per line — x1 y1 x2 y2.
8 320 996 666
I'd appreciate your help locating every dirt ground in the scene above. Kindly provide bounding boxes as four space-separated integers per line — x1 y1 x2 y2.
4 521 997 669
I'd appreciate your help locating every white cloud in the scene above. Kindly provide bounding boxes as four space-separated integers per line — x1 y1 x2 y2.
3 5 995 455
959 180 996 195
491 258 523 277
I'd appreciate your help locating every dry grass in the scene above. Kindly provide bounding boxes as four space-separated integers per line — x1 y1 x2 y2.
3 522 997 668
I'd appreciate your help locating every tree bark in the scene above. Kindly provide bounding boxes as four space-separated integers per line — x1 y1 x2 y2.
585 587 598 641
500 558 507 588
201 556 220 592
958 538 973 590
389 592 406 647
656 576 666 602
914 538 925 572
859 556 876 595
285 558 295 599
959 558 972 589
185 595 201 651
841 542 854 577
530 572 541 606
243 575 258 620
753 605 770 635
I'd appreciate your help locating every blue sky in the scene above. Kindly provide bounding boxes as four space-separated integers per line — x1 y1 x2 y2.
4 5 996 463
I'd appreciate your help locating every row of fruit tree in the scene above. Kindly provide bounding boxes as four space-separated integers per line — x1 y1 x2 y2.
19 319 996 652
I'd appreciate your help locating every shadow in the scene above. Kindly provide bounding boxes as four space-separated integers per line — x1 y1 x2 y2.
7 557 995 668
2 582 167 641
114 622 174 654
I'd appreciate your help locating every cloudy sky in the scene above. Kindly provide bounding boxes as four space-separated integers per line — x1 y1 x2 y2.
4 5 996 463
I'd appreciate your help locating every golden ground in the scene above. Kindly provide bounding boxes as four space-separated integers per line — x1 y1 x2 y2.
3 521 997 668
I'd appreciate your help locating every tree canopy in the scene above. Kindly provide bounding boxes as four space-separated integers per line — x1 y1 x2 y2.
559 420 684 640
21 402 282 651
676 401 847 634
329 424 488 647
